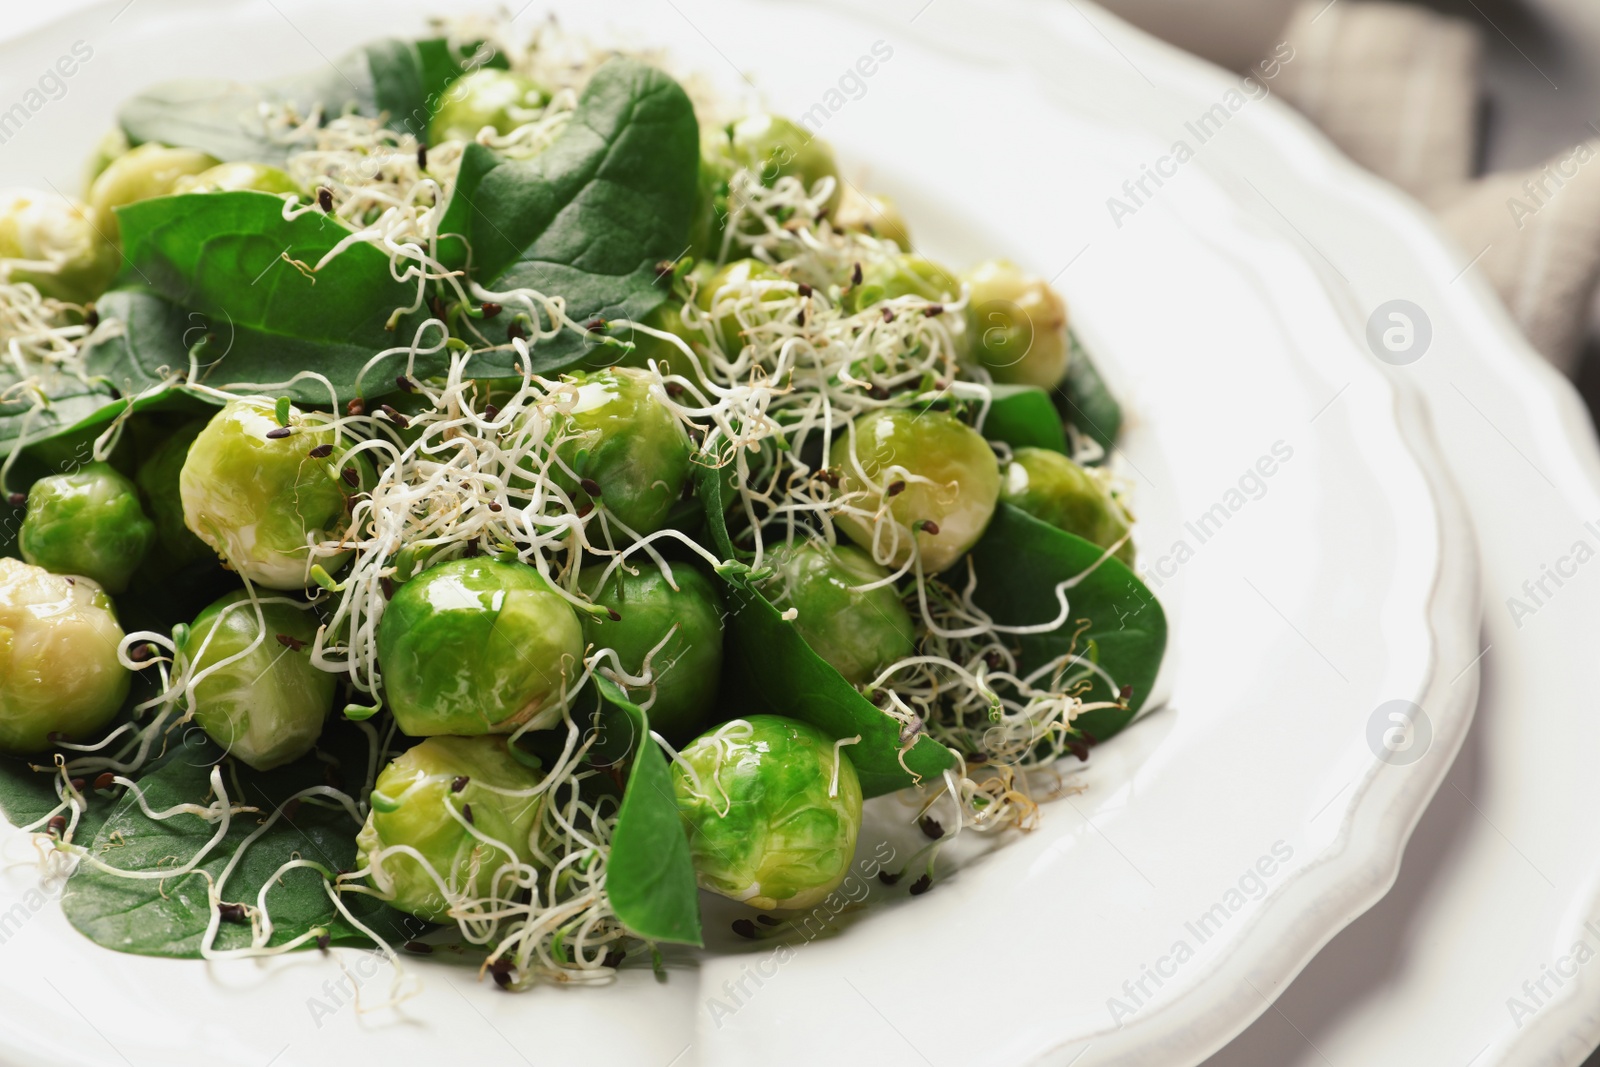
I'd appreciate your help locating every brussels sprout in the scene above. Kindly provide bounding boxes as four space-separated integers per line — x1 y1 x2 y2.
961 260 1069 389
83 128 130 188
135 420 214 572
829 408 1000 573
0 190 117 303
725 114 841 215
429 69 549 145
755 541 914 686
87 143 219 238
179 592 332 770
18 462 155 594
832 186 911 250
672 715 862 911
0 558 129 753
849 253 959 315
688 130 738 260
172 162 300 196
581 562 724 742
553 367 693 534
694 258 789 356
610 300 702 373
179 399 368 589
1001 447 1134 564
355 736 544 923
377 558 584 737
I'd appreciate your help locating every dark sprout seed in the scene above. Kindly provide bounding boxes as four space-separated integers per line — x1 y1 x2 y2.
882 307 894 322
984 651 1003 670
919 816 944 840
488 959 514 976
416 144 428 170
403 941 433 954
585 318 607 332
481 302 502 319
919 520 941 535
924 304 944 317
219 902 248 923
794 308 806 326
579 478 603 497
909 874 933 896
46 815 66 835
851 262 863 286
507 321 527 341
886 480 906 497
878 869 902 886
346 398 366 416
1118 685 1134 701
69 777 86 793
85 307 99 328
107 387 121 401
128 643 154 662
868 384 890 400
265 427 293 440
317 187 333 212
451 776 469 793
93 772 116 791
968 751 989 763
276 633 306 652
6 492 25 507
756 915 780 927
308 443 334 459
396 375 415 393
487 501 502 513
797 283 813 297
654 260 675 279
282 798 301 820
492 969 513 989
731 919 758 940
380 576 396 600
665 381 685 397
576 502 594 518
379 404 409 429
341 467 359 487
603 949 626 969
1067 740 1091 762
484 404 500 421
316 934 331 952
461 804 474 824
606 607 621 622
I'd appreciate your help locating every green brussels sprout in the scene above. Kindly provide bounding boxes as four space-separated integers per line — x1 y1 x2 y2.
829 408 1000 574
179 398 368 589
179 592 332 770
725 114 841 215
694 258 789 356
832 186 911 250
355 736 544 923
87 143 219 239
755 541 914 686
609 300 703 373
1002 447 1134 564
553 367 693 534
18 462 155 594
172 162 300 196
0 558 129 753
581 562 724 742
83 128 130 188
429 69 549 145
377 558 584 737
135 420 214 572
672 715 862 911
848 253 960 315
961 260 1069 389
0 190 117 303
688 130 738 260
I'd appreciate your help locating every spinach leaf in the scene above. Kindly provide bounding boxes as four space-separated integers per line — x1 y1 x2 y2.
969 504 1165 742
0 369 118 465
595 679 703 946
119 38 498 165
114 191 428 403
982 384 1067 453
438 58 699 375
1055 330 1123 458
61 729 415 958
80 287 197 398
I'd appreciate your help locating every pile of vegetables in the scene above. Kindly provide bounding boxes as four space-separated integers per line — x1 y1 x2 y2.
0 18 1165 992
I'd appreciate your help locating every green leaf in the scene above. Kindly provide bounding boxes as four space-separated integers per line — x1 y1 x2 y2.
969 504 1166 742
438 58 700 375
595 679 703 946
114 191 428 403
0 368 117 465
119 38 499 165
983 384 1067 453
60 728 416 958
80 287 196 398
1055 331 1123 459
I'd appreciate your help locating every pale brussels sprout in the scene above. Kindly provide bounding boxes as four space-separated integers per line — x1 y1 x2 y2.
179 398 370 589
961 260 1070 389
672 715 862 911
18 461 155 594
134 420 215 572
355 736 545 923
0 558 129 753
755 541 914 686
179 592 333 770
429 69 548 145
832 186 910 250
829 408 1001 573
553 367 693 535
694 258 789 357
83 128 130 188
87 143 219 238
1002 447 1135 564
849 253 960 315
172 162 300 196
377 558 585 737
0 189 117 303
725 114 841 215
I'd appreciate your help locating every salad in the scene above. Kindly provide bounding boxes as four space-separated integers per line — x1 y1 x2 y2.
0 17 1166 992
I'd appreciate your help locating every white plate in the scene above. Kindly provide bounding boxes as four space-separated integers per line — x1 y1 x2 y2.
0 2 1479 1064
